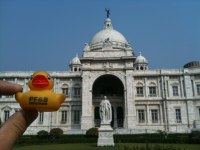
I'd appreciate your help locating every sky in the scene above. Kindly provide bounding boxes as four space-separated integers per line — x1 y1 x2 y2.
0 0 200 71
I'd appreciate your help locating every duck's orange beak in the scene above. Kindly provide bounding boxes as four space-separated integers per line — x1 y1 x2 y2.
32 74 49 88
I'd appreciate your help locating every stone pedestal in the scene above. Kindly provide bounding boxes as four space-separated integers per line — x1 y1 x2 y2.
97 124 115 147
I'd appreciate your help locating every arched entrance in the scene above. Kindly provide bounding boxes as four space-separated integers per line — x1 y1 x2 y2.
92 74 124 128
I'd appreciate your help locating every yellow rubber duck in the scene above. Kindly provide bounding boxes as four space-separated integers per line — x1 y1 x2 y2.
15 71 65 112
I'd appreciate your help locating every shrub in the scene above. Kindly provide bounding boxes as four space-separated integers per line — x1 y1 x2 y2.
37 130 49 138
188 130 200 144
49 128 63 137
86 127 98 138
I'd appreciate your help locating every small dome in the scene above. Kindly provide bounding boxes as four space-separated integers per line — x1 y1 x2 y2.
71 54 81 65
135 52 148 64
184 61 200 68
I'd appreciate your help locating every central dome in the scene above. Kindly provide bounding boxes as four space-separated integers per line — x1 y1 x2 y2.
89 18 131 51
91 19 127 45
91 29 127 44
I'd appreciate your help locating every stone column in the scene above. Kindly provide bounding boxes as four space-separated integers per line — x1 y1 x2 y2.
183 72 193 99
146 104 150 124
69 105 71 127
81 71 93 130
125 72 136 129
183 72 194 128
159 104 163 124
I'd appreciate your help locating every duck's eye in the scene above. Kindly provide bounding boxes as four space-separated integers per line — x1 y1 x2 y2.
47 75 51 80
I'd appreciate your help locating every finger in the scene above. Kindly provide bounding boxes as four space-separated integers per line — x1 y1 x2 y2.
0 110 38 149
0 80 22 95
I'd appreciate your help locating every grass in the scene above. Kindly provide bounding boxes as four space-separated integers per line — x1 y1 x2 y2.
14 143 200 150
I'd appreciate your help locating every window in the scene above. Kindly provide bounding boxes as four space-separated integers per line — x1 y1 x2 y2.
62 88 68 96
136 87 144 97
61 111 67 123
4 110 10 122
74 84 81 98
38 112 44 124
74 87 81 97
6 95 13 98
197 84 200 95
73 111 80 124
151 109 158 123
138 110 145 123
62 84 68 96
175 109 182 123
149 86 156 97
172 86 179 96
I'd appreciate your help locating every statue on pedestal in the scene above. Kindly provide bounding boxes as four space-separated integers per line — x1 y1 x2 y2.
99 96 112 124
98 96 114 146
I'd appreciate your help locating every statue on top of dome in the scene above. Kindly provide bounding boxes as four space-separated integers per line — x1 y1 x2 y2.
105 8 110 18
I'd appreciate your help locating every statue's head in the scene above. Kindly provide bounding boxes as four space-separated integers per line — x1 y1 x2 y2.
104 96 107 99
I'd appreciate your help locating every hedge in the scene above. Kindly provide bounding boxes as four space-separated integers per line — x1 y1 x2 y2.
16 132 200 146
16 135 97 146
114 134 189 144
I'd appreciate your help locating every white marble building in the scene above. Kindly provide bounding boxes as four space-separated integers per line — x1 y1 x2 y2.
0 16 200 134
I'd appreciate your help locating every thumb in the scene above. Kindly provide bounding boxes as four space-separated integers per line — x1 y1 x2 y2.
0 110 38 150
0 80 22 95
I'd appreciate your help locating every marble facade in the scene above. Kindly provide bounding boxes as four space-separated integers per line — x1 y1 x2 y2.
0 16 200 135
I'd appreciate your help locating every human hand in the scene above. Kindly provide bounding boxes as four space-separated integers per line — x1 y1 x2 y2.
0 81 38 150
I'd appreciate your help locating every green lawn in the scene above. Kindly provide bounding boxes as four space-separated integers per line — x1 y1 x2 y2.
14 143 200 150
